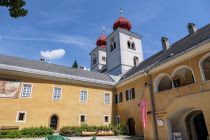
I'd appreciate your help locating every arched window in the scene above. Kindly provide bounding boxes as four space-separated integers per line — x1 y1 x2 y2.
127 41 131 48
200 53 210 81
154 74 173 92
93 57 97 65
172 66 195 87
131 42 135 50
113 42 116 49
110 42 116 52
110 44 114 52
185 110 209 140
50 114 59 130
133 56 139 67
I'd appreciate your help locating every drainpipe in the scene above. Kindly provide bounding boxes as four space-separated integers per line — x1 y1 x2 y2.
145 70 158 140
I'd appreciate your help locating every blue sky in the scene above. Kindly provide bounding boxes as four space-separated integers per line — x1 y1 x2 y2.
0 0 210 68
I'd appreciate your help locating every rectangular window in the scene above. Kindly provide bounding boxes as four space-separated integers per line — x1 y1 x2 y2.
21 84 32 98
102 56 106 61
126 88 135 101
116 115 120 124
104 115 109 123
115 94 118 104
80 114 86 123
119 93 123 102
53 87 62 100
80 90 88 103
104 93 110 104
115 93 123 104
16 111 27 122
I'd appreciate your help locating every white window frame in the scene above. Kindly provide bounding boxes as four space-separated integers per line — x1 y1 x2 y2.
104 93 110 104
79 114 87 123
20 83 33 98
127 89 133 100
52 86 62 101
80 90 88 103
103 115 110 124
16 111 27 122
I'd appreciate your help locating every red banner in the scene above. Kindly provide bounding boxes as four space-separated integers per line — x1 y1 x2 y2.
139 98 147 128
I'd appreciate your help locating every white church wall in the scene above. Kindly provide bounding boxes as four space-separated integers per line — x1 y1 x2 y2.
106 31 122 74
119 32 144 68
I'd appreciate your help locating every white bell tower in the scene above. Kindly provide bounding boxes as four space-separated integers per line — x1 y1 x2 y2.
106 10 143 76
90 27 107 72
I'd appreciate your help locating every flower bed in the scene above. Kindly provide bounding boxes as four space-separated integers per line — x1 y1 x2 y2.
60 124 127 137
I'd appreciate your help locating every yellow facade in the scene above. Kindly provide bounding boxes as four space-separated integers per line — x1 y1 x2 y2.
0 73 113 129
115 41 210 139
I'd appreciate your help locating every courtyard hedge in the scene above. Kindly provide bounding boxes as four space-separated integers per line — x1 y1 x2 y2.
59 124 127 136
0 126 54 138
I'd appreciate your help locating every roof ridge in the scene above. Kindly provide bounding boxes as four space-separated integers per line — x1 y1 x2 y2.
0 53 111 77
169 23 210 49
120 22 210 81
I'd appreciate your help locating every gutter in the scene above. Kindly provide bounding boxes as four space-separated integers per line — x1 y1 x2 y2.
0 64 115 86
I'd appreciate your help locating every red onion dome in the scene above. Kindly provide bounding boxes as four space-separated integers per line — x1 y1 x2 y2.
113 16 132 31
96 34 106 48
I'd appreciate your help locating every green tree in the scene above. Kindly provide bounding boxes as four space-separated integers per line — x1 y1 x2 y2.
72 60 78 68
0 0 28 18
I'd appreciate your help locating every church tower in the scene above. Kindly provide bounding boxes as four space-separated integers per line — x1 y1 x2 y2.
90 28 107 72
106 10 144 75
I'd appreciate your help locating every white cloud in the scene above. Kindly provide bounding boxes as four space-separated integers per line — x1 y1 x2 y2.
40 49 65 60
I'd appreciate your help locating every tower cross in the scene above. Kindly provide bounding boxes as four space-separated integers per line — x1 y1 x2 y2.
120 8 123 16
102 26 106 34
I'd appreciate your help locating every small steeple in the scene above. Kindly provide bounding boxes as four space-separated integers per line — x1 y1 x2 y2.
96 27 107 48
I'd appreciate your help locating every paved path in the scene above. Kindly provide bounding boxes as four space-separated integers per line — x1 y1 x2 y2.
1 136 143 140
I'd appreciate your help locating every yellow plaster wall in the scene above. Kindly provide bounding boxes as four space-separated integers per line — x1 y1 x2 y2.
0 74 113 129
149 48 210 139
115 43 210 139
115 77 150 136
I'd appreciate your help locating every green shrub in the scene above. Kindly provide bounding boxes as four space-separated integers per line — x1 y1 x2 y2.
0 126 53 138
0 130 21 138
59 126 79 137
111 124 127 135
21 126 54 137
